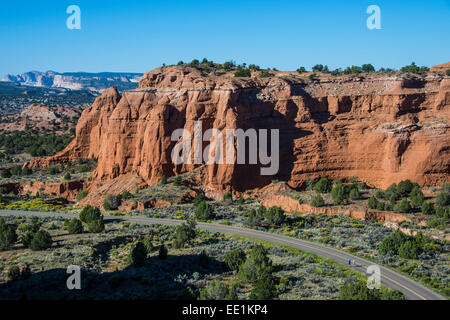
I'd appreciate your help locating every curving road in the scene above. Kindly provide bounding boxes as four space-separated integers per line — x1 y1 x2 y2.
0 210 445 300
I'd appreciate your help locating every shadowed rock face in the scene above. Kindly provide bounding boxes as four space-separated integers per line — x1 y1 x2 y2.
25 66 450 194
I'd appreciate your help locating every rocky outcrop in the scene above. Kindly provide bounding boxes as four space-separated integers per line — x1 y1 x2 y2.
25 66 450 196
430 62 450 72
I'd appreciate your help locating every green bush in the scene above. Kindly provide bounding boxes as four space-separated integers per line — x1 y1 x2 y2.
224 249 247 271
88 219 105 233
375 190 385 199
331 183 348 205
30 230 52 251
223 192 232 202
264 206 286 225
67 219 83 234
246 208 263 227
260 70 274 78
349 188 361 200
173 176 182 186
446 69 450 76
142 237 153 253
129 241 147 268
79 205 102 223
7 265 21 281
435 192 450 207
0 219 17 250
338 279 404 300
398 240 420 259
396 180 415 197
76 189 88 201
314 177 332 193
160 175 167 185
421 201 435 215
173 219 197 248
311 195 325 207
379 230 408 256
409 186 424 207
368 196 380 210
199 281 230 300
103 194 121 211
235 68 251 77
64 172 71 181
400 62 429 74
1 169 11 178
296 67 306 74
393 198 412 213
249 273 278 300
195 201 214 221
239 244 273 284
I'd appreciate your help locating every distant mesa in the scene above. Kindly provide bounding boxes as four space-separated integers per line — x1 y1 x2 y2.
1 71 143 93
430 61 450 72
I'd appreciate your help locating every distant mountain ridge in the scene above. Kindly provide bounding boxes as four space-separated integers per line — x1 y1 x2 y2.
2 71 143 92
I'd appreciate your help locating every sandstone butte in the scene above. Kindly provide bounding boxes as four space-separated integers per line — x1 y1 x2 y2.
25 65 450 202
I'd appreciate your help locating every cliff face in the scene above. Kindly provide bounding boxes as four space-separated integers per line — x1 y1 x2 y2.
26 66 450 194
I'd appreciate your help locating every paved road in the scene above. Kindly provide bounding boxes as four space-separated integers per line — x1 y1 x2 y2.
0 210 445 300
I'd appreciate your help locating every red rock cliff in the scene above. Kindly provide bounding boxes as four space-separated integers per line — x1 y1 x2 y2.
26 66 450 193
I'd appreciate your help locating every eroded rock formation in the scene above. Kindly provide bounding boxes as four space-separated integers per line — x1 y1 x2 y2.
25 66 450 197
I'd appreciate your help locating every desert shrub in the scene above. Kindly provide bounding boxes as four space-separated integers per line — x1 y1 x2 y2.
400 62 429 74
379 230 409 256
223 192 232 202
0 219 17 250
312 64 324 72
435 192 450 207
362 64 375 73
88 218 105 233
393 198 412 213
338 279 404 300
296 67 306 73
22 167 32 176
224 248 246 271
11 165 22 176
396 180 416 197
129 241 147 268
375 190 385 199
409 186 424 207
239 245 273 284
259 70 274 78
1 169 11 178
223 61 234 71
67 219 83 234
199 281 230 300
421 201 435 215
331 183 348 205
349 188 361 200
173 176 182 186
238 197 245 204
311 195 325 207
103 194 121 211
119 190 133 200
158 244 168 259
30 230 52 251
79 165 90 173
385 183 398 199
76 189 88 201
246 208 263 227
305 179 316 191
7 265 21 281
398 240 421 259
195 201 214 221
193 194 205 206
63 172 71 180
142 237 153 253
79 205 102 223
160 175 167 185
235 68 251 77
265 206 286 225
314 177 332 193
173 219 197 248
368 196 380 210
249 273 278 300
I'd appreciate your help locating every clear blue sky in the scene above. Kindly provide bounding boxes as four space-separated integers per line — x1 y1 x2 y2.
0 0 449 75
